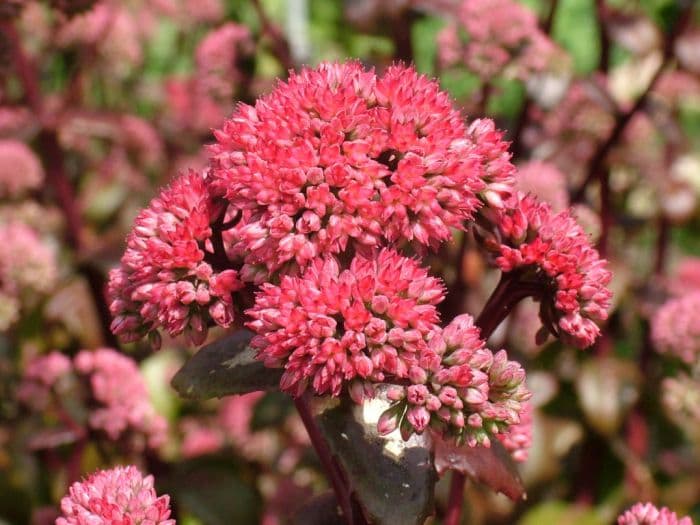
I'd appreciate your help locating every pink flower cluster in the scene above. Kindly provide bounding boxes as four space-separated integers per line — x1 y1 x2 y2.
108 170 242 346
617 502 693 525
0 140 44 198
57 465 174 525
247 249 444 397
651 292 700 365
18 349 167 450
110 62 519 347
0 221 57 330
482 192 612 348
377 314 530 444
437 0 558 81
210 62 513 275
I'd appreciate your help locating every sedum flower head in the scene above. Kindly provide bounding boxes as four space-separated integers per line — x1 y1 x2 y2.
56 465 174 525
651 292 700 365
480 192 612 348
247 248 445 397
108 170 242 346
209 62 513 275
378 314 530 445
617 502 693 525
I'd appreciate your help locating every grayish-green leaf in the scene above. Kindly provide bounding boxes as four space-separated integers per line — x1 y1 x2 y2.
171 329 282 400
314 396 436 525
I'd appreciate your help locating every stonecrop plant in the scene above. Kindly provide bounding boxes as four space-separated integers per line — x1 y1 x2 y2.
104 61 610 523
3 0 700 523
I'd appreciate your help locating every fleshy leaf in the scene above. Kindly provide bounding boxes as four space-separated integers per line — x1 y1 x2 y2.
433 434 525 501
314 395 436 525
171 329 282 400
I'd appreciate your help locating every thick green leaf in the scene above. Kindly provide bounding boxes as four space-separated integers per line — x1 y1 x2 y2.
434 434 526 501
314 396 436 525
170 330 282 400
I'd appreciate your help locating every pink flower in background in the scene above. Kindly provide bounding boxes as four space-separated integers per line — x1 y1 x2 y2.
180 418 224 458
17 351 72 411
74 348 167 449
247 248 444 397
379 314 530 444
196 22 251 99
515 161 569 212
438 0 558 80
667 257 700 296
482 192 612 348
57 465 174 525
0 221 57 330
651 292 700 365
0 140 44 198
617 502 692 525
56 3 144 77
108 170 242 345
210 62 512 275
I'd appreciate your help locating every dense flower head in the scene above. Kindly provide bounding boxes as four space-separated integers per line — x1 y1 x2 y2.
617 502 693 525
247 248 445 397
57 465 175 525
108 170 242 346
651 292 700 364
437 0 558 81
209 61 514 276
479 192 612 348
74 348 167 449
0 221 57 330
377 314 530 444
0 139 44 198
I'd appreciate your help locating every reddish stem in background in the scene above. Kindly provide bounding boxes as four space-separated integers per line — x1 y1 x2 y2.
572 1 695 203
1 20 117 346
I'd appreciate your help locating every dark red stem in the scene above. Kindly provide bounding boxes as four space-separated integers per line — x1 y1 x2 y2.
572 1 694 203
294 396 367 525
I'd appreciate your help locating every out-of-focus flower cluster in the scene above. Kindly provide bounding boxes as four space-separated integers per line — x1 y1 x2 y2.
437 0 561 81
18 348 167 451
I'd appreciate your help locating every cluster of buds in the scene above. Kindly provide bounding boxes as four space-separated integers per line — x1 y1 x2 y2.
377 315 530 446
476 192 612 348
57 466 174 525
